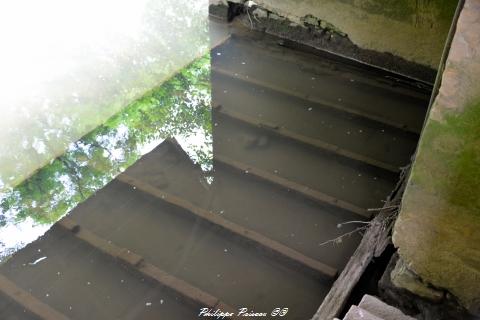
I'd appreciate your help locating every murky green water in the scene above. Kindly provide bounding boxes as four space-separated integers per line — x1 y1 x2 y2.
0 16 429 320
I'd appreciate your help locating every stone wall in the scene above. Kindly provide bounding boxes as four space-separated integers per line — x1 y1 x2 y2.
393 0 480 316
218 0 458 69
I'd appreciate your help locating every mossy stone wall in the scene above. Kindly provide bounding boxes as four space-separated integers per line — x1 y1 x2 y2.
393 0 480 315
249 0 458 68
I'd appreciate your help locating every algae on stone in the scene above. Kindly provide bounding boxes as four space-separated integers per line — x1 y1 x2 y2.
393 1 480 313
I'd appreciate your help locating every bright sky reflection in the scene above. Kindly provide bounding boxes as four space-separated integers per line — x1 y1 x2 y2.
0 0 209 192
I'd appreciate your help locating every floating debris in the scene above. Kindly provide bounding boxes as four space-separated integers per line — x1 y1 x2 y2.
28 256 47 266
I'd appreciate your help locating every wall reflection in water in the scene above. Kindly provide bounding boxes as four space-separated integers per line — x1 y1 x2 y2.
0 0 208 193
0 56 212 262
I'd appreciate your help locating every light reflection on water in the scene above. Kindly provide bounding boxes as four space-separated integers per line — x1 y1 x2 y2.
0 0 209 193
0 56 212 263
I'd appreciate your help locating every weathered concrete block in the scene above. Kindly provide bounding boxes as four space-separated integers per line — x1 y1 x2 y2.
343 306 383 320
359 295 416 320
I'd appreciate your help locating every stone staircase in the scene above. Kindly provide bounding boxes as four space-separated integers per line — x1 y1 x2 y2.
337 295 416 320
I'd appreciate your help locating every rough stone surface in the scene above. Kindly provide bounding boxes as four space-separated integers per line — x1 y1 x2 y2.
269 13 284 20
344 306 383 320
379 254 475 320
252 8 268 19
390 259 444 302
359 295 417 320
245 0 457 68
393 0 480 316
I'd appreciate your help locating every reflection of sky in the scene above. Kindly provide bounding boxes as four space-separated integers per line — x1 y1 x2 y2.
0 218 50 261
177 129 213 172
0 0 208 192
0 0 148 102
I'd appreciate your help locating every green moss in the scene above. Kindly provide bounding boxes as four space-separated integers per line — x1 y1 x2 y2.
332 0 458 25
358 0 416 21
356 0 458 24
411 101 480 212
436 0 460 23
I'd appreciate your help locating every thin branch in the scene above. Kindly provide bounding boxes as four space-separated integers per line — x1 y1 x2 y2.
367 205 398 212
246 9 254 29
337 220 371 227
318 226 368 247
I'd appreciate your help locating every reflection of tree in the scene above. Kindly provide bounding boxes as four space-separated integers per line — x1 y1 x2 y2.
0 55 211 242
0 0 209 192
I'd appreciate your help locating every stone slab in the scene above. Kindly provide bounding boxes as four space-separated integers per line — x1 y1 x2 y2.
344 305 383 320
359 295 416 320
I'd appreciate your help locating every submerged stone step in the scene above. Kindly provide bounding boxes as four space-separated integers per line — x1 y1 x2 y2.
117 173 338 281
127 141 363 271
0 276 64 320
212 71 418 169
214 113 396 209
214 106 401 175
70 177 329 319
0 226 198 320
212 36 429 133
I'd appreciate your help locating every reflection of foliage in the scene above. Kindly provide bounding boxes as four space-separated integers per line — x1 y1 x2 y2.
0 0 209 192
0 55 211 231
